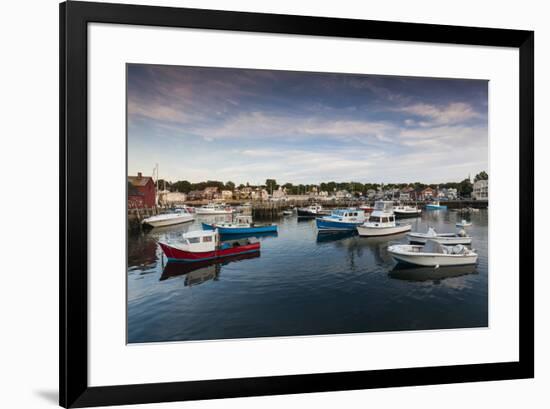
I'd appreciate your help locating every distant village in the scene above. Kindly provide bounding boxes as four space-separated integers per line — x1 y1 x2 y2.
128 171 489 209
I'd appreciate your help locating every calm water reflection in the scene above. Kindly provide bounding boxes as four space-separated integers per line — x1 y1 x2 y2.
127 209 488 343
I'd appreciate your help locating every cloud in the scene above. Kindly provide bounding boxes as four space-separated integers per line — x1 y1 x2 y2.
127 65 489 184
395 102 483 126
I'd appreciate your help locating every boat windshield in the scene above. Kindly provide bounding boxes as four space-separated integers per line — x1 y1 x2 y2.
369 216 381 223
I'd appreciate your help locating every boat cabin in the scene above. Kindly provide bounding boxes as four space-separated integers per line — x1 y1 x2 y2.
327 209 366 223
180 230 218 252
364 201 397 227
373 201 394 212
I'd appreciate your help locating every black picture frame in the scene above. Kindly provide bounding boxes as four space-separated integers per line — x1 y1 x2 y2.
60 1 534 407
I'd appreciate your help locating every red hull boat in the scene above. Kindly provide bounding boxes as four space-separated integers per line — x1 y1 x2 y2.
158 229 260 262
159 241 260 262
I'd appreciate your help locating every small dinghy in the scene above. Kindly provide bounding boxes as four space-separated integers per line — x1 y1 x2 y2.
282 210 293 216
158 229 260 262
202 215 277 235
388 239 478 267
407 227 472 245
455 219 472 228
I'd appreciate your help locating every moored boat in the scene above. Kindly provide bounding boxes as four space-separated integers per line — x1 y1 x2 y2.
316 208 366 232
158 229 260 262
389 263 477 282
388 239 478 267
142 208 194 228
407 227 472 245
297 204 328 218
359 204 374 213
456 219 472 228
195 202 234 215
425 201 447 210
394 204 421 217
202 215 277 235
356 201 412 237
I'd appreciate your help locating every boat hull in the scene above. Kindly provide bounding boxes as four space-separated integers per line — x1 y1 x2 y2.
425 204 447 210
407 234 472 245
316 218 362 231
297 209 327 217
389 251 477 267
195 209 233 215
202 222 277 234
357 224 411 237
158 241 260 262
394 210 421 218
143 215 194 227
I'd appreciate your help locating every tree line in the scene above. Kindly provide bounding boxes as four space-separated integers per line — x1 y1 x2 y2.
158 172 488 198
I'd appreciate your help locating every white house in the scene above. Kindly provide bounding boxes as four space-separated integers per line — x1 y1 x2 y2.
473 179 488 200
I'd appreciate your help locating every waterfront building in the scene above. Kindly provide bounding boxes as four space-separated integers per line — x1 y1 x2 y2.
272 187 287 200
160 191 188 205
221 190 233 200
418 187 437 200
187 190 205 201
128 172 156 207
203 186 220 200
473 179 489 200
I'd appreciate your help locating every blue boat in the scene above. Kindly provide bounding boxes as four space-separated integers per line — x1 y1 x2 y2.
316 209 367 232
202 215 277 235
425 201 448 210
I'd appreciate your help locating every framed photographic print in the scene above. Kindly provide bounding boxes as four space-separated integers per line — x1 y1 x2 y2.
60 1 534 407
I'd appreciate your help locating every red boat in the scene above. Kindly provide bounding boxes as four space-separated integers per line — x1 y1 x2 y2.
359 205 374 213
158 230 260 262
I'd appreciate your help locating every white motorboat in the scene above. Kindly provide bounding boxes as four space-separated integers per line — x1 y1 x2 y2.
195 202 234 215
282 210 293 216
388 239 478 267
456 219 472 228
297 204 328 217
407 227 472 245
356 201 412 236
142 208 194 228
394 204 421 217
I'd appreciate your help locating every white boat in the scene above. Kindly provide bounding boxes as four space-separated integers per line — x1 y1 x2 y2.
173 204 195 213
456 219 472 228
394 204 421 217
195 202 234 215
297 204 328 217
407 227 472 245
142 208 194 228
282 210 293 216
388 239 478 267
356 201 412 236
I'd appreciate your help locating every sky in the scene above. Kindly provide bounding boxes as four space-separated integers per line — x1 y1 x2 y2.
127 64 488 185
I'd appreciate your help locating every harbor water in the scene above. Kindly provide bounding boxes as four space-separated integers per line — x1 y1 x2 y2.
127 209 488 343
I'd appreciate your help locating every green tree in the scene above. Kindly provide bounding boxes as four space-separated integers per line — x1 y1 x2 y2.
458 178 473 197
225 181 236 191
265 179 278 193
474 171 488 182
172 180 191 193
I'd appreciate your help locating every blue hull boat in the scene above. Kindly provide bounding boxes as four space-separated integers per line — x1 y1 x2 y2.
425 204 447 210
202 222 277 235
315 218 363 232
